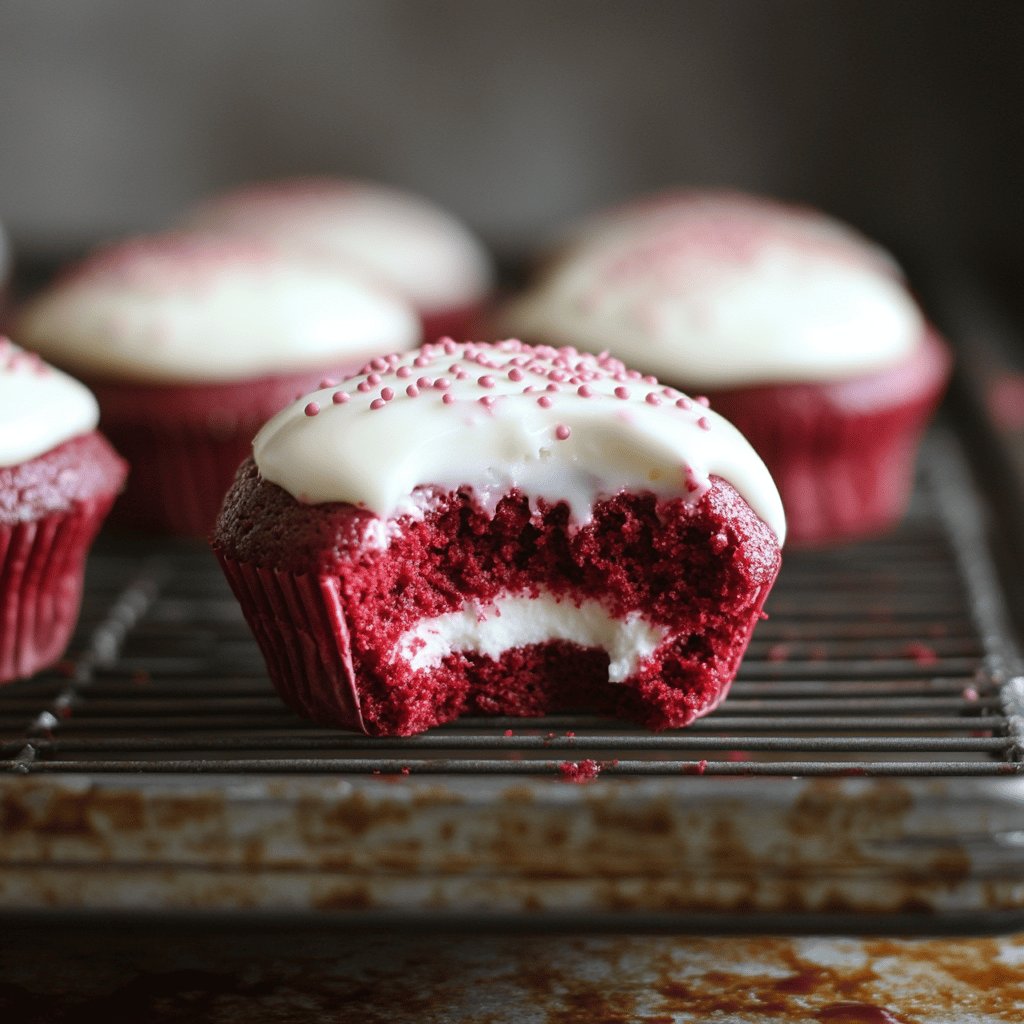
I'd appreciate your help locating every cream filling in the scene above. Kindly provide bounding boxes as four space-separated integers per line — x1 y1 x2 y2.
396 593 669 683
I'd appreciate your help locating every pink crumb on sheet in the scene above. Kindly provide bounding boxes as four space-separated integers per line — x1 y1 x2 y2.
558 759 601 783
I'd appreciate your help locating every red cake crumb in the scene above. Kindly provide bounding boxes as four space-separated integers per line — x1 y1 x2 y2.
903 641 938 666
558 759 601 782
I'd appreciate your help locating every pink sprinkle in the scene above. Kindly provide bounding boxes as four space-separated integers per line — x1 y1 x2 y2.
697 416 711 430
642 374 657 385
555 424 571 440
434 378 451 390
675 396 691 410
478 375 496 388
537 395 553 409
417 376 432 389
357 380 372 393
396 365 412 379
367 372 382 386
380 387 395 401
370 357 387 371
319 377 338 389
577 385 594 398
443 338 458 354
442 393 455 405
479 395 495 408
546 382 560 392
332 390 349 404
304 401 320 417
695 395 710 407
406 384 420 398
614 386 630 400
645 393 662 406
370 398 386 410
508 367 524 382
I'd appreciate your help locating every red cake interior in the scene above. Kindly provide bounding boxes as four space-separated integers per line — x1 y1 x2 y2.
215 459 781 736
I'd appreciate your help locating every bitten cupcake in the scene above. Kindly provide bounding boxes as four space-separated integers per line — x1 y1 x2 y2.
499 191 951 546
180 178 494 342
14 235 421 535
213 339 784 737
0 338 126 683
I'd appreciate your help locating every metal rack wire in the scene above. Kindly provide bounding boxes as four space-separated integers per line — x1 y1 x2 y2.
2 430 1021 780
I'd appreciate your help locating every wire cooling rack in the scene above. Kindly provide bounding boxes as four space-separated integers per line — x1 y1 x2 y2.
1 430 1021 779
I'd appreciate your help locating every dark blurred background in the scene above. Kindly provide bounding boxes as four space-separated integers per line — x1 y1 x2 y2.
1 0 1022 274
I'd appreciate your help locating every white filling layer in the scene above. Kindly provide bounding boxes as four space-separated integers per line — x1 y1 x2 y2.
397 593 669 683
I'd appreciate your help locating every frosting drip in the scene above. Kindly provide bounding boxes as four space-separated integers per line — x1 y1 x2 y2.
0 338 99 466
253 339 786 543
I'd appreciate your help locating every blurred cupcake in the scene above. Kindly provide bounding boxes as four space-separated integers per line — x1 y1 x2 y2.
0 338 126 683
180 178 494 342
14 234 420 535
0 218 11 327
499 191 951 546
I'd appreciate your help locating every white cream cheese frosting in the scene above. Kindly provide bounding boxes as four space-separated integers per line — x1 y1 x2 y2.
398 593 668 682
502 192 924 388
14 236 421 383
0 338 99 467
253 339 786 543
182 179 494 313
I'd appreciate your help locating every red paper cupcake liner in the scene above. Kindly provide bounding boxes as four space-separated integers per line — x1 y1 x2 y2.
420 301 485 345
89 364 367 536
0 495 115 682
101 420 256 536
216 555 366 732
707 329 951 546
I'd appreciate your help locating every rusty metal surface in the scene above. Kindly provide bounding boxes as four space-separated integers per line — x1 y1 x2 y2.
1 926 1023 1022
0 431 1022 922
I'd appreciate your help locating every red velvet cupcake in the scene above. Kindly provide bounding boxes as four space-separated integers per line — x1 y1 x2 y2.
500 191 952 546
180 178 494 342
213 340 784 736
0 338 126 683
14 235 420 535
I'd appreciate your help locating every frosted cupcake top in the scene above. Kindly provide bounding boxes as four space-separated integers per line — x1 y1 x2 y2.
254 338 786 543
0 338 99 467
501 192 925 388
181 179 494 314
14 236 421 383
